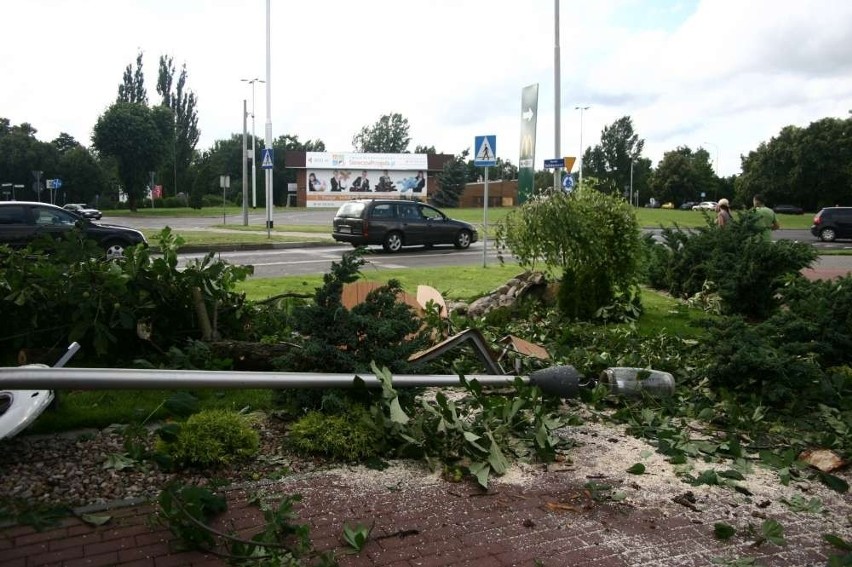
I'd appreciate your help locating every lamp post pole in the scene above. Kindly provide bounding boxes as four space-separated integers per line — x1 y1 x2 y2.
575 106 589 188
264 0 274 234
242 78 264 209
553 0 561 192
703 141 719 199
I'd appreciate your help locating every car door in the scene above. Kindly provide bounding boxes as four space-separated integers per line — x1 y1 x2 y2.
836 209 852 239
396 202 428 245
420 205 451 245
32 205 79 243
0 204 35 248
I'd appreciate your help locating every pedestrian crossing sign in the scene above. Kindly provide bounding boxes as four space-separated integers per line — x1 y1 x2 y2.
474 135 497 166
261 148 274 169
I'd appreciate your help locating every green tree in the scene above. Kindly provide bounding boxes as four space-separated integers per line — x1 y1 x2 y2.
413 144 436 154
57 146 110 205
0 120 60 200
352 113 411 153
582 116 645 195
649 146 716 205
494 183 642 320
156 55 200 198
92 103 172 210
51 133 81 155
432 149 470 208
117 51 147 104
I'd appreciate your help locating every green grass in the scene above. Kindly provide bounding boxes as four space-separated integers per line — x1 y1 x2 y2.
30 389 275 433
142 230 330 246
238 262 525 302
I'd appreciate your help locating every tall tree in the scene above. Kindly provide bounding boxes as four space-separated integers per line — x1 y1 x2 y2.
413 144 436 154
432 149 469 208
352 113 411 153
57 146 110 205
51 133 81 155
649 146 716 205
93 103 172 210
583 116 645 195
156 55 200 197
0 120 59 199
117 52 147 104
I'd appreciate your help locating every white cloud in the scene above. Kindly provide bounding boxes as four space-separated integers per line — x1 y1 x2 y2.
2 0 850 178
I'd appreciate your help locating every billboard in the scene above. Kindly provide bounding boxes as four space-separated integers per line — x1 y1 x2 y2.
306 167 427 208
304 152 430 208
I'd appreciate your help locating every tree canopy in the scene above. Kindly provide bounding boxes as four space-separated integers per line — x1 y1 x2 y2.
650 146 718 205
582 116 645 195
352 113 411 153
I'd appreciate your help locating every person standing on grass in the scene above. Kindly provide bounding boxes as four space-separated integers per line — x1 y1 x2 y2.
716 198 732 227
752 194 779 241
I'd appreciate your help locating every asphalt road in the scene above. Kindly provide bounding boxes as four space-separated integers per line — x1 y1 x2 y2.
106 213 852 279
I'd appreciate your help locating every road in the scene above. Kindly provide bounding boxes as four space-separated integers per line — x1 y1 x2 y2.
106 213 852 279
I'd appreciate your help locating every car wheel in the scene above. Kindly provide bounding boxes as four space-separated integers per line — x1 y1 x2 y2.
104 240 126 260
454 230 472 249
820 228 836 242
382 231 403 252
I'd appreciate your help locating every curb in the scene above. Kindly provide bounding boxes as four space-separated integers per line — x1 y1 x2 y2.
151 239 341 254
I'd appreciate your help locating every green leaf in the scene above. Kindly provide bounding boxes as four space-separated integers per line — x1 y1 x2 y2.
469 461 491 489
816 471 849 494
713 522 736 540
389 398 409 425
103 453 137 471
718 469 745 481
761 519 786 546
626 463 646 475
156 423 181 443
823 534 852 551
487 438 510 475
163 392 199 417
80 514 112 527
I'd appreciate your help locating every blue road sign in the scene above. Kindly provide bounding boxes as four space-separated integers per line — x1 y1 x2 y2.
544 158 565 169
562 175 575 191
474 135 497 167
261 148 274 170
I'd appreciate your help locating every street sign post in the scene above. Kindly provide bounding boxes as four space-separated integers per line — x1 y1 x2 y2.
474 135 497 268
544 158 565 169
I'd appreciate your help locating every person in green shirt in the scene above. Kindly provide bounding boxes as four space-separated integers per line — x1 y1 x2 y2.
752 194 779 241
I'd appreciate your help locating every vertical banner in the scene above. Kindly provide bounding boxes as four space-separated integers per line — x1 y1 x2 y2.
518 84 539 204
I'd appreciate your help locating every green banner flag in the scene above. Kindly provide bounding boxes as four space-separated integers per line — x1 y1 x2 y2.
518 84 539 204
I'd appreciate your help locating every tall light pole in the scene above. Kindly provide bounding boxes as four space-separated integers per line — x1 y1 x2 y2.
575 106 590 188
703 141 719 200
553 0 561 192
242 78 264 209
264 0 274 234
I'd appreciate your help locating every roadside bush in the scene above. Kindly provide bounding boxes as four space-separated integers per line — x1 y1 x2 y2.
494 183 643 321
158 409 260 468
288 403 383 461
646 212 817 319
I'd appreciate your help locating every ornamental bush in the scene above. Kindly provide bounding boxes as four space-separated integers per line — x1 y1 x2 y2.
159 409 260 468
494 183 643 320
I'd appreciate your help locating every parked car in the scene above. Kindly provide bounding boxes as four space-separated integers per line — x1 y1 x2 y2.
0 201 147 259
773 204 804 215
810 207 852 242
332 199 478 252
63 203 102 220
661 202 675 209
679 201 698 210
692 201 718 211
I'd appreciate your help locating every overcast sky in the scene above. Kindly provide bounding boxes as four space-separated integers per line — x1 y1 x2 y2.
3 0 851 177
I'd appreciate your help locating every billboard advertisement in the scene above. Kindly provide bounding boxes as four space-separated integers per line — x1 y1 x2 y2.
304 152 430 208
306 167 427 208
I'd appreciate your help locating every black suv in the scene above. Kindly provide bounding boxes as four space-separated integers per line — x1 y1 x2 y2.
332 199 478 252
811 207 852 242
0 201 147 258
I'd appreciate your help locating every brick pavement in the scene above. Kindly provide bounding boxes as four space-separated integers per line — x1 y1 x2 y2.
2 465 849 567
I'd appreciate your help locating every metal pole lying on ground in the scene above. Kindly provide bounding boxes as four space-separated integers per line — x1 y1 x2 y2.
0 365 583 399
